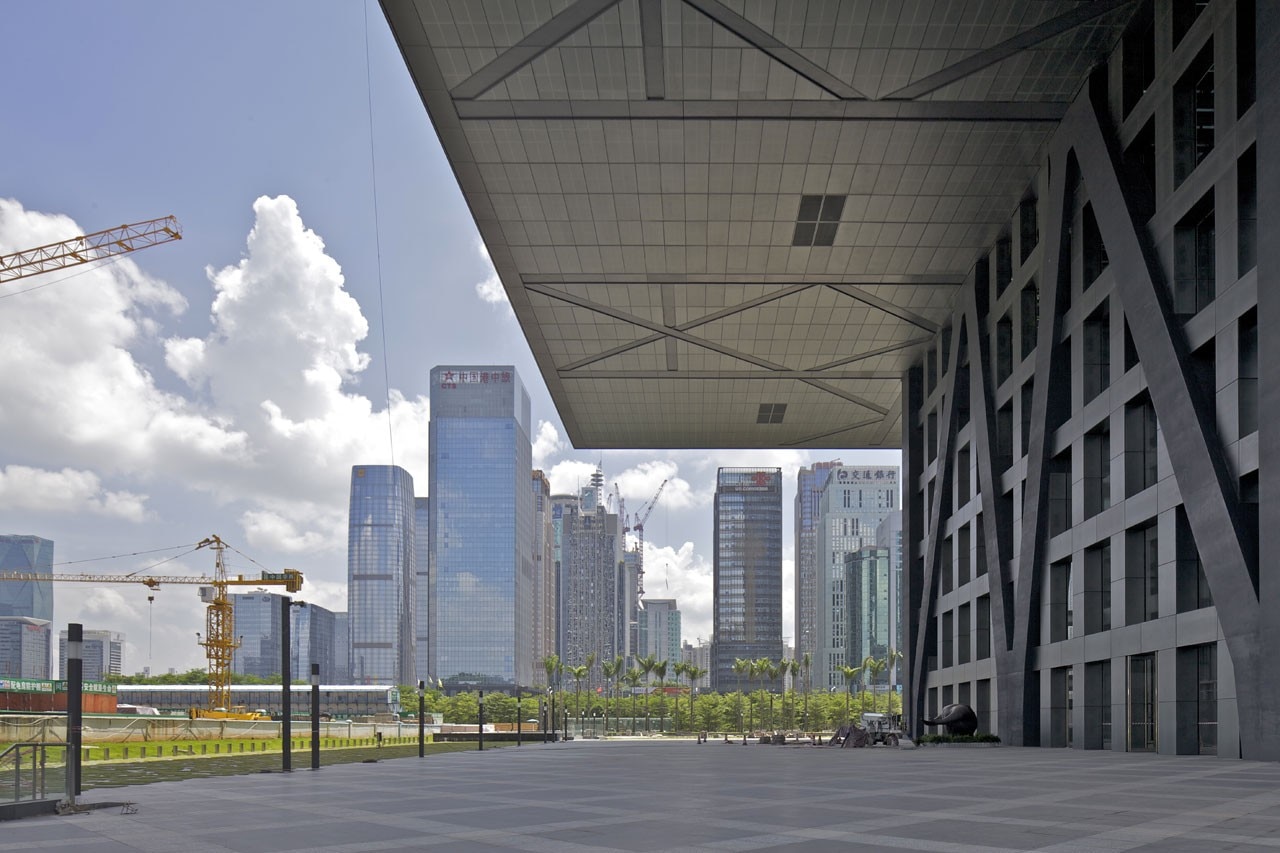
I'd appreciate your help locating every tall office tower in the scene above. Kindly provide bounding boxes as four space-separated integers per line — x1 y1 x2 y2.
59 629 123 681
876 512 904 686
681 639 712 688
637 598 681 668
558 471 622 681
428 366 534 690
620 549 642 664
0 617 51 678
230 592 284 679
550 492 573 666
333 612 349 682
531 471 555 669
712 468 782 691
348 465 416 686
846 546 892 682
291 603 340 683
414 496 430 680
814 465 899 690
794 461 841 688
0 536 53 621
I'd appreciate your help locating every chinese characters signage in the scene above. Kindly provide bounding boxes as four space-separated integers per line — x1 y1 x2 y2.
439 370 512 389
835 468 898 482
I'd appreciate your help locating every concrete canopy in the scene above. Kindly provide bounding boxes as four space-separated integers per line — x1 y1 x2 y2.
381 0 1135 449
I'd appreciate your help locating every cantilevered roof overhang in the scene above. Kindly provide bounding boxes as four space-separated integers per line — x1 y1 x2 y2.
381 0 1136 449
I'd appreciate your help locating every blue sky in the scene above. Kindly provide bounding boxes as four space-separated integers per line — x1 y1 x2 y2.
1 1 898 675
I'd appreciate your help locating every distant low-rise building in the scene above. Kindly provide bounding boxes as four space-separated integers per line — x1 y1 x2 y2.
59 629 123 681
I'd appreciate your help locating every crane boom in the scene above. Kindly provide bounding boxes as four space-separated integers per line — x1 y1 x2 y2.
0 215 182 284
0 570 301 590
631 479 668 602
0 535 302 716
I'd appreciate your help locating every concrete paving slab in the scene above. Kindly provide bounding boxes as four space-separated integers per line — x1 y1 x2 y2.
9 740 1280 852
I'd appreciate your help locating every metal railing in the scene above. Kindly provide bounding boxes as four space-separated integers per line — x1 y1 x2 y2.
0 743 67 803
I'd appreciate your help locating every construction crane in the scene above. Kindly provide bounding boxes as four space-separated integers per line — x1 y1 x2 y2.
0 534 302 718
631 479 668 603
0 215 182 284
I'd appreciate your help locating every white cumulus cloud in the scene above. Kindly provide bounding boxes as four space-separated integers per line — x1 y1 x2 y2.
531 420 564 468
0 465 149 521
472 238 508 309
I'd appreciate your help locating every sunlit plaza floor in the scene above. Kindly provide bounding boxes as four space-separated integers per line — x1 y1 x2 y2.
9 738 1280 852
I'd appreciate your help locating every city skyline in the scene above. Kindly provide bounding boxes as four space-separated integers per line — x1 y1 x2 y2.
0 3 899 677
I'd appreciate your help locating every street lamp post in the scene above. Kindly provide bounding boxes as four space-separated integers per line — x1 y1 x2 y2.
516 687 522 747
477 691 485 751
310 664 320 770
542 693 548 743
416 680 425 758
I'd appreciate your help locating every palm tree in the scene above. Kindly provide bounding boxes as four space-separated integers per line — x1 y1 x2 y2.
567 664 589 720
671 662 688 732
732 658 751 737
838 663 865 723
781 659 799 728
637 654 657 733
885 648 903 706
542 654 560 735
864 655 888 714
801 652 812 729
683 664 707 734
602 656 623 734
653 660 668 732
622 668 643 734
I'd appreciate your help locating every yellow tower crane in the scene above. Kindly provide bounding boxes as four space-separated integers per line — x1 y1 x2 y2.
0 535 302 718
0 215 181 284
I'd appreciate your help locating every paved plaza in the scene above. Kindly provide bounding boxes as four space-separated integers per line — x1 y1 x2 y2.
8 739 1280 852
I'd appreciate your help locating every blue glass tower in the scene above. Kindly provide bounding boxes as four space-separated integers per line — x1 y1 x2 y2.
348 465 416 685
414 496 429 680
712 468 782 692
429 365 534 690
0 536 54 621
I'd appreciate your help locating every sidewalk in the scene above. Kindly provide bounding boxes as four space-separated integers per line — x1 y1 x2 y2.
8 739 1280 852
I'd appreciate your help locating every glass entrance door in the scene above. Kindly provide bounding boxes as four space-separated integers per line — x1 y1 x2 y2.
1128 653 1157 752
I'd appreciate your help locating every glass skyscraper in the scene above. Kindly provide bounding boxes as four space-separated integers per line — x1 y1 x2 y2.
428 365 534 690
414 496 429 680
814 465 899 689
794 461 841 688
231 592 283 680
348 465 416 685
292 602 340 683
712 468 782 691
59 629 124 681
0 535 54 621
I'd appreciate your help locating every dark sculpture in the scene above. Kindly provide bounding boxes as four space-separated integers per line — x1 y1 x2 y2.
922 703 978 736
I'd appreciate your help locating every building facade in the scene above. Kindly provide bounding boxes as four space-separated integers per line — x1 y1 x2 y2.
292 603 341 684
637 598 681 669
428 365 534 690
557 473 622 680
414 496 430 680
333 612 350 683
0 617 51 679
348 465 416 686
814 466 899 690
794 461 841 687
711 468 782 691
230 593 283 680
531 471 555 669
59 629 123 682
681 639 712 689
904 0 1277 758
0 536 53 621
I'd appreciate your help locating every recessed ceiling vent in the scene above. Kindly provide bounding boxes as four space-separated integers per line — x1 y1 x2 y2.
792 194 845 247
757 403 787 424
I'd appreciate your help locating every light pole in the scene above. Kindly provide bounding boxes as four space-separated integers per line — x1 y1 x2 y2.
477 691 485 751
543 692 549 743
416 680 425 758
516 687 522 747
310 663 320 770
